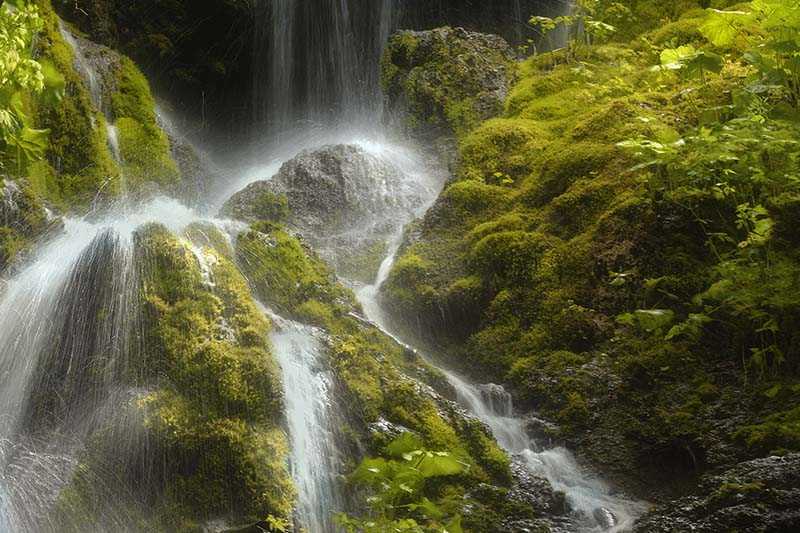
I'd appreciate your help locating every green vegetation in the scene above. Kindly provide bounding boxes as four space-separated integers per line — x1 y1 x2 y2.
132 224 292 529
382 27 515 138
35 0 120 206
111 56 179 189
381 0 800 491
236 222 521 529
337 433 468 533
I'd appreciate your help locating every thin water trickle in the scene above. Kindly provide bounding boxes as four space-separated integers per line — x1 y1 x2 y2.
262 307 341 533
347 147 647 532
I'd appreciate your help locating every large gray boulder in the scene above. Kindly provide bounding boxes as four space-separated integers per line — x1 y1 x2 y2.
222 144 428 282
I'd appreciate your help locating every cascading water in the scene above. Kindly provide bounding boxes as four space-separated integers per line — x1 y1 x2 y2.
262 309 342 533
351 221 648 531
326 133 647 530
252 0 397 134
0 198 210 531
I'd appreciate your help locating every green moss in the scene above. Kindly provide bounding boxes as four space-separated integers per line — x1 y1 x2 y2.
234 220 513 497
0 179 50 271
441 181 512 219
296 299 335 329
36 4 120 206
0 227 25 270
236 222 352 317
469 231 557 288
383 28 514 137
334 239 388 284
735 406 800 455
133 223 294 526
111 57 179 189
459 118 548 184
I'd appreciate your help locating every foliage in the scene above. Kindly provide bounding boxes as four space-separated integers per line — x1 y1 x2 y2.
701 0 800 106
112 57 179 188
337 433 467 533
380 0 800 493
0 1 50 173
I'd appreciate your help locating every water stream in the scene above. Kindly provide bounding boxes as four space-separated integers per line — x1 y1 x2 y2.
351 195 647 532
0 4 644 531
263 308 342 533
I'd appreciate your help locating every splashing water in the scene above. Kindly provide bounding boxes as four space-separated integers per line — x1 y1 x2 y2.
346 150 647 532
262 308 342 533
0 197 218 531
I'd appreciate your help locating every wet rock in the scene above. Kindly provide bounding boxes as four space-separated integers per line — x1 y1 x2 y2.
0 178 56 272
156 109 224 207
634 453 800 532
508 459 570 517
382 27 516 139
593 506 617 529
59 26 121 117
222 144 427 280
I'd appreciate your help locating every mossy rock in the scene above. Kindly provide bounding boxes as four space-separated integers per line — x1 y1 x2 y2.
383 27 516 138
132 223 294 526
111 57 180 189
36 4 120 207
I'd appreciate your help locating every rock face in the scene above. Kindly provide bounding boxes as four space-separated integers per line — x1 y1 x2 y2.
634 454 800 532
382 27 516 140
0 179 55 272
223 144 427 282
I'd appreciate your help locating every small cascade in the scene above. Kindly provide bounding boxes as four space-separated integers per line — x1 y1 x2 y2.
347 150 647 531
252 0 397 133
262 308 342 533
0 198 207 531
58 22 102 111
107 123 121 163
448 377 647 532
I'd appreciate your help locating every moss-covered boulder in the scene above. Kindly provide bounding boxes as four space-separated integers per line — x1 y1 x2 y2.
225 144 427 283
131 223 293 529
382 27 516 139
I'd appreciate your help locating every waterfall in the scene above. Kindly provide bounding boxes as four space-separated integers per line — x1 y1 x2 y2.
252 0 397 133
447 376 647 532
346 147 648 530
263 309 342 533
0 199 207 531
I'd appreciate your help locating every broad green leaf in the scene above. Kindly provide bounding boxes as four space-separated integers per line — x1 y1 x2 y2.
386 432 424 459
700 9 751 47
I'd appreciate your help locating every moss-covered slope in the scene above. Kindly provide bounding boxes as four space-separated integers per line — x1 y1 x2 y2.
135 223 293 529
234 221 558 530
381 1 800 516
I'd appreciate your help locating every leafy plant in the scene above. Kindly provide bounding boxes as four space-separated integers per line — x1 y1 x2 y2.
0 1 52 173
702 1 800 107
528 0 618 56
337 433 468 533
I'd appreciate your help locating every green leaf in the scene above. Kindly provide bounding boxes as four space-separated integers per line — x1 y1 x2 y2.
416 453 464 478
385 432 424 459
445 515 464 533
700 9 751 47
660 45 697 69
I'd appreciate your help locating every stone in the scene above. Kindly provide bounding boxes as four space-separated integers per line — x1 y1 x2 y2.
634 453 800 532
222 144 427 281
